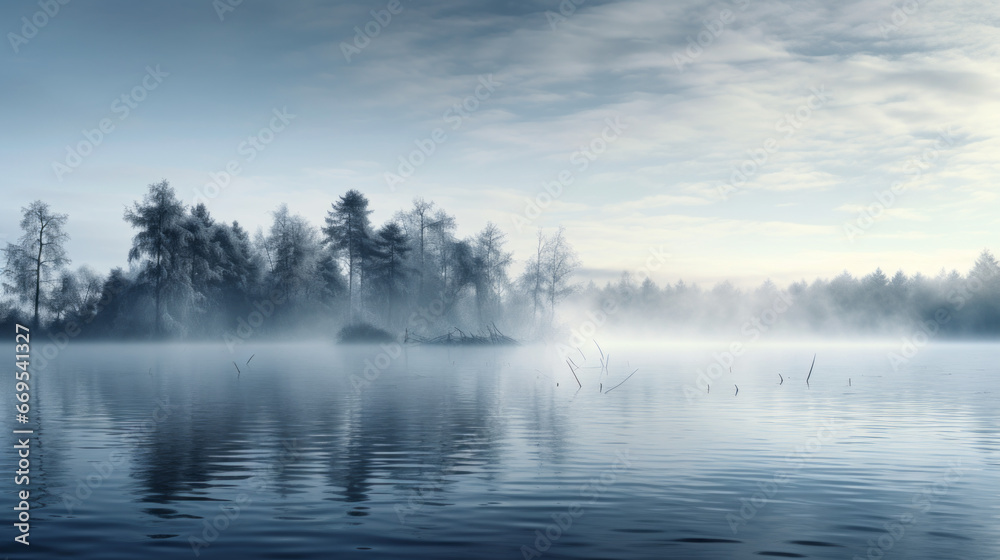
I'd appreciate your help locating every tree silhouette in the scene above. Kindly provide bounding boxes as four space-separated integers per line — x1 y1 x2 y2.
9 186 998 342
396 198 435 299
518 229 546 324
324 190 373 322
123 180 187 336
2 200 70 326
366 221 412 324
265 204 321 308
473 222 513 324
542 227 579 318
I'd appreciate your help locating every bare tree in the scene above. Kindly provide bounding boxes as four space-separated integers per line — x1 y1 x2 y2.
429 209 457 289
543 227 580 317
518 229 546 322
395 198 435 296
474 222 513 323
517 227 579 328
2 200 70 326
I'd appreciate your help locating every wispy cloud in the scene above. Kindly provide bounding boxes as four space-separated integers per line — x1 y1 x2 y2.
1 0 998 284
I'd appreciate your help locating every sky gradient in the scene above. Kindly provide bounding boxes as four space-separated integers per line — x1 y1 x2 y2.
2 0 998 288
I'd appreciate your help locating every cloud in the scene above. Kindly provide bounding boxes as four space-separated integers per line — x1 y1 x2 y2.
1 0 998 284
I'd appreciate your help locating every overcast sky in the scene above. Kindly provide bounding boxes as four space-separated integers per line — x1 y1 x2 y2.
2 0 998 288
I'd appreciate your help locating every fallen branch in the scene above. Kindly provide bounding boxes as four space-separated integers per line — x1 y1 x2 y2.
604 368 639 394
566 359 583 389
407 325 518 346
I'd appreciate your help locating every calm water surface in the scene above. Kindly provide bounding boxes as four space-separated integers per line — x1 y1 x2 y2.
3 341 998 559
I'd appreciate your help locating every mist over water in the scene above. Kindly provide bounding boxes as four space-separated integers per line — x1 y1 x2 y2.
5 185 998 348
4 1 1000 558
3 152 996 560
5 340 998 559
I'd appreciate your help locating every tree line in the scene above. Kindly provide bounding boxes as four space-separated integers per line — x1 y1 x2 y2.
1 181 580 340
3 181 998 341
573 252 1000 337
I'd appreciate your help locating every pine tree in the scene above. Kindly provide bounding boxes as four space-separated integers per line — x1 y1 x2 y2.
323 190 373 322
265 204 321 306
367 221 412 324
123 180 188 336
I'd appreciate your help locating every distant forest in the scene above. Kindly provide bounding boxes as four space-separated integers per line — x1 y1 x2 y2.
573 258 1000 338
1 181 579 343
2 180 999 342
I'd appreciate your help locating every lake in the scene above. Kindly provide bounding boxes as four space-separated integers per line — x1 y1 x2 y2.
3 340 998 559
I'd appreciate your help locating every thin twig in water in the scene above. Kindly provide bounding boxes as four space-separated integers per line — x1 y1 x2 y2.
604 369 639 394
578 347 586 361
247 354 255 365
566 359 582 389
779 374 783 385
568 357 580 369
806 353 817 386
734 384 739 396
232 362 241 377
